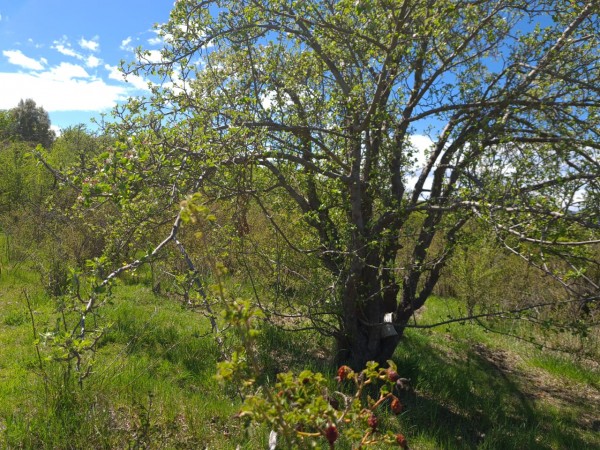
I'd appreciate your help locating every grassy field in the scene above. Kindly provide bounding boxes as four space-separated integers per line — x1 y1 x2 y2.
0 239 599 448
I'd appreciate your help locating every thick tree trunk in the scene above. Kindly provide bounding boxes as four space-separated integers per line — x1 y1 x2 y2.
335 266 403 369
335 319 403 370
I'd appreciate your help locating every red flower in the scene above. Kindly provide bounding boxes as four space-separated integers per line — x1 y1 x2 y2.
390 396 404 415
367 413 378 430
396 433 408 448
325 424 339 446
336 365 352 382
387 368 400 382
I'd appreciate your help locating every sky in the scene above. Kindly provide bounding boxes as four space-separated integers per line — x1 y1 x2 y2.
0 1 434 187
0 0 175 133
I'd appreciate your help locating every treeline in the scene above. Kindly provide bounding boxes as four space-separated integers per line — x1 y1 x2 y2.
0 100 109 294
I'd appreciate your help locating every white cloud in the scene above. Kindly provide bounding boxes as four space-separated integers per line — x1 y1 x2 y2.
260 91 277 110
51 124 62 137
0 71 127 112
143 49 163 63
406 134 435 192
52 36 84 60
148 31 163 46
104 64 149 91
41 62 90 81
3 49 45 70
120 37 133 51
128 75 150 90
410 135 434 169
259 91 293 110
104 64 122 79
79 36 100 52
86 55 102 68
0 60 138 112
54 44 80 58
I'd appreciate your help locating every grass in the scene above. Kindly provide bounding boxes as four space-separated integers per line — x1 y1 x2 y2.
530 354 599 387
1 238 599 448
392 297 600 449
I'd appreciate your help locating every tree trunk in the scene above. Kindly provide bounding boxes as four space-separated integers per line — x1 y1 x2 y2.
335 319 403 370
335 266 403 369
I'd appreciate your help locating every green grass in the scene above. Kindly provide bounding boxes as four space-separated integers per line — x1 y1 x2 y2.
391 297 600 449
1 240 599 449
530 354 599 387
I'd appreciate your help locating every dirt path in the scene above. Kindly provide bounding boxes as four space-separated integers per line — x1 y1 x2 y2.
472 343 600 433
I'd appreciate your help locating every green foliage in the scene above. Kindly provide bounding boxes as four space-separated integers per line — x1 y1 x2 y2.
83 0 600 365
48 123 108 172
1 2 600 445
217 299 410 449
0 141 52 213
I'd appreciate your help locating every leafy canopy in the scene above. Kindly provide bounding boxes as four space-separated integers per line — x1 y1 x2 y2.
90 0 600 365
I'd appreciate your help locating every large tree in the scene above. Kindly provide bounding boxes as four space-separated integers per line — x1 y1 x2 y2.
8 99 56 149
100 0 600 367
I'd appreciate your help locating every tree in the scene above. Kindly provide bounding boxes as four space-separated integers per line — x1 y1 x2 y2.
99 0 600 368
0 100 57 214
48 124 110 172
9 99 55 149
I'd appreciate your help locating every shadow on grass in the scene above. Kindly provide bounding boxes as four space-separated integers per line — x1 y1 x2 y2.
97 299 220 382
255 321 333 381
392 332 595 449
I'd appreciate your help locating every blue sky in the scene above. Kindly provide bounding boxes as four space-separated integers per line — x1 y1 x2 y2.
0 0 174 132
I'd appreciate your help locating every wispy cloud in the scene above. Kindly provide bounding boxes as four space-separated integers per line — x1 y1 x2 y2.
79 36 100 52
52 35 103 69
27 38 44 49
52 36 83 59
3 49 46 70
120 37 133 51
148 30 163 46
104 64 149 91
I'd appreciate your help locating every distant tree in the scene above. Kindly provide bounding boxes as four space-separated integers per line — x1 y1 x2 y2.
9 99 55 149
49 124 107 172
85 0 599 368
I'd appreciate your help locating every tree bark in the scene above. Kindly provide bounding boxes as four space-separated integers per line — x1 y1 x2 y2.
335 264 403 369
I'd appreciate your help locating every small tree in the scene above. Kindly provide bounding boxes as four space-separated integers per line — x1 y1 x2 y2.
93 0 599 368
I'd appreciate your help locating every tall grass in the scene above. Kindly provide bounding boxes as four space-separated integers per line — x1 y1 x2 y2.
0 232 598 448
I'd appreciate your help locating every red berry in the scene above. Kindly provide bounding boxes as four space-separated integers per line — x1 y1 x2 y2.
390 396 404 415
336 365 352 382
387 369 400 382
367 413 378 430
324 424 339 445
396 433 408 448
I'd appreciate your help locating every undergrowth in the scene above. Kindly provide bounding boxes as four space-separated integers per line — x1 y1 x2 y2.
0 244 598 448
